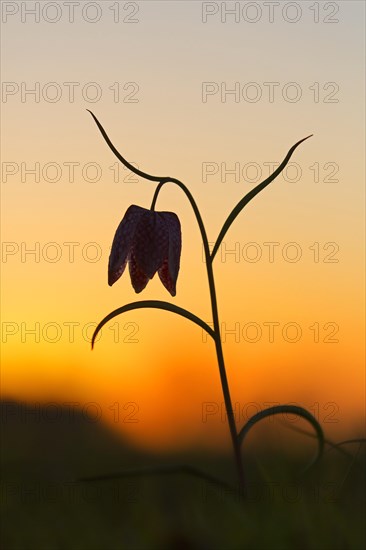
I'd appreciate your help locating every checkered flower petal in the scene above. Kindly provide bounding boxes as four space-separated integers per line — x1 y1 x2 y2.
158 212 181 296
108 204 182 296
128 251 150 293
132 211 169 279
108 205 145 286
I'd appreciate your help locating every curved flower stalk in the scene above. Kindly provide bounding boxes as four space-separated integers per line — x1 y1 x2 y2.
88 109 322 492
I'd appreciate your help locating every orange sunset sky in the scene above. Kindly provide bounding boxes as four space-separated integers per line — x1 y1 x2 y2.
1 1 365 452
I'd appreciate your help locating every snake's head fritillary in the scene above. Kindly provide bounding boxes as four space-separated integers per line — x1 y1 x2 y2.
108 205 182 296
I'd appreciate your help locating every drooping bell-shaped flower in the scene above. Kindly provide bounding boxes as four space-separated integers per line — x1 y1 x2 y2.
108 205 182 296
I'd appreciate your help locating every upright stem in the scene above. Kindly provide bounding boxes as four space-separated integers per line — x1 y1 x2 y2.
151 178 245 491
205 254 246 492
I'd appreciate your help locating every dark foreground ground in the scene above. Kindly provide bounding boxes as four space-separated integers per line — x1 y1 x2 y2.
1 400 365 550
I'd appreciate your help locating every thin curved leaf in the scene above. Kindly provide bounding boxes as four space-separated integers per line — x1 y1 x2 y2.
91 300 215 349
87 110 163 182
238 404 324 472
211 135 313 261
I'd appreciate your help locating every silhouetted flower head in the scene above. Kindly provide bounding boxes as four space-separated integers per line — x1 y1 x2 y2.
108 205 182 296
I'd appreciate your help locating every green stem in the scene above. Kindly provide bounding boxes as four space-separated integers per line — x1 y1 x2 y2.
207 258 246 492
151 178 245 491
150 181 164 211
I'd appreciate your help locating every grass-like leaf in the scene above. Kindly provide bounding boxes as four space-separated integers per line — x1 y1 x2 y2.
78 464 234 494
330 438 366 449
238 404 324 473
91 300 216 349
87 110 163 182
211 135 313 261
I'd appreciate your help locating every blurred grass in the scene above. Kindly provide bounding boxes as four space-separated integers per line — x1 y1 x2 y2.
1 400 365 550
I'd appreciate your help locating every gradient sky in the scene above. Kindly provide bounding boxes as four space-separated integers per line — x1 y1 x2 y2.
1 1 365 452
